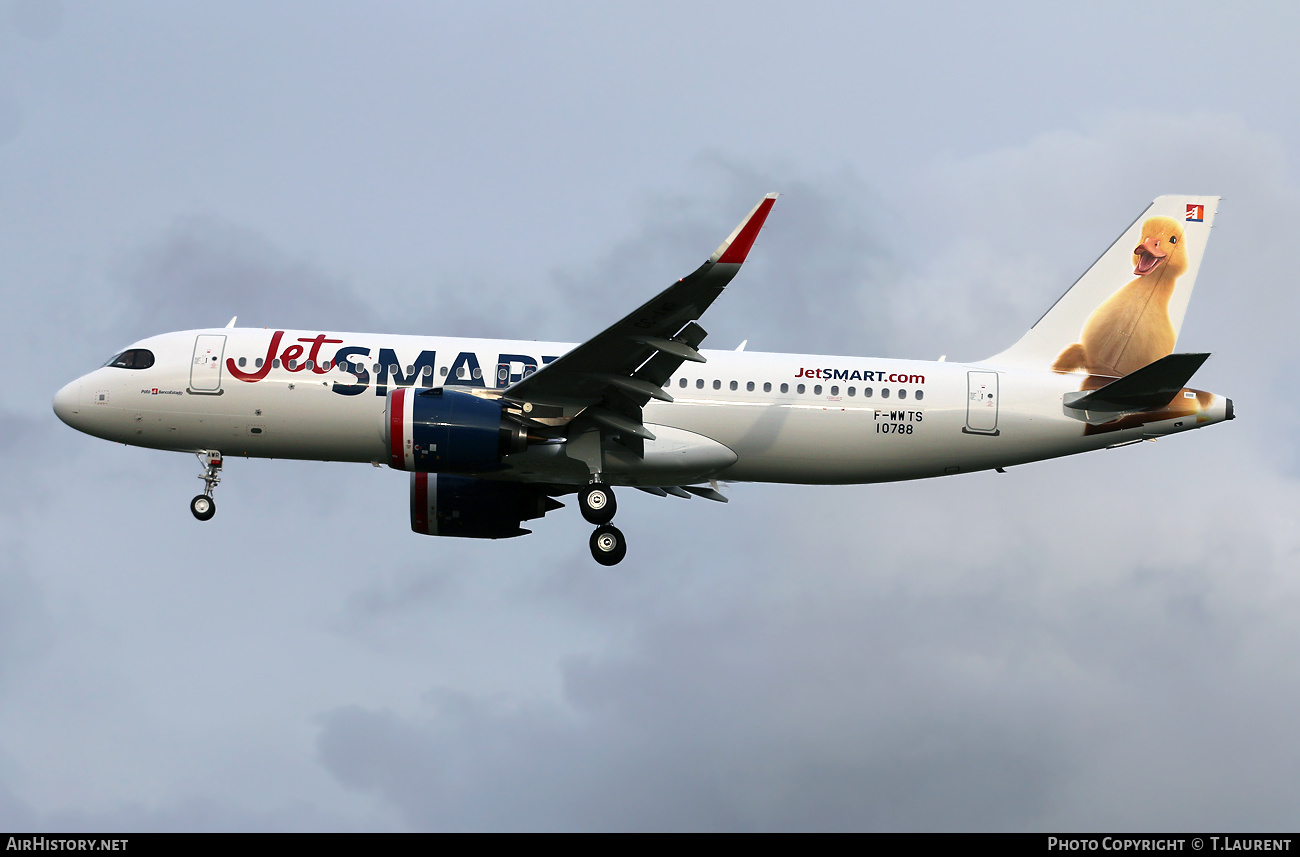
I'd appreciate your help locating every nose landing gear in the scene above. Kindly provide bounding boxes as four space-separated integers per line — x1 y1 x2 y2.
190 451 222 521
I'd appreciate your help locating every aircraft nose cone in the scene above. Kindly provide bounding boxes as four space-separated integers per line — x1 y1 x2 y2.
53 380 81 426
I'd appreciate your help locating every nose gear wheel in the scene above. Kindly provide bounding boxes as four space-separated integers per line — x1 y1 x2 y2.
190 494 216 521
191 450 223 521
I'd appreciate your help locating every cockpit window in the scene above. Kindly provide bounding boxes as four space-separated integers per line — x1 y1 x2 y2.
105 349 155 370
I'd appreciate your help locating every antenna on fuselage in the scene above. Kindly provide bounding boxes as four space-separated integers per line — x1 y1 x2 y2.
225 316 237 329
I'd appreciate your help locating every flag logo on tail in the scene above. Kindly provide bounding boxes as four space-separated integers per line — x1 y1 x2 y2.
1186 204 1205 222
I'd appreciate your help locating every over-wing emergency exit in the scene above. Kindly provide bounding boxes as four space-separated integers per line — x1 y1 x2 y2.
53 194 1233 564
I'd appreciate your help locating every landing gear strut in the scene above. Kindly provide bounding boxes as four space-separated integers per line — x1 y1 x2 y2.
191 450 222 521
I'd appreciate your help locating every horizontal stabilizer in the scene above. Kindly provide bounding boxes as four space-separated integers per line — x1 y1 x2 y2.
1063 353 1210 414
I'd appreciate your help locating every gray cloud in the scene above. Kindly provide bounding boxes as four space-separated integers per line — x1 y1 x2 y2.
895 112 1294 366
371 155 899 357
112 216 383 341
534 156 899 358
317 451 1300 831
0 560 54 690
7 0 61 40
0 92 21 147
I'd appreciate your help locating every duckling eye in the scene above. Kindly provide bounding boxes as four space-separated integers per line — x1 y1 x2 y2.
1170 236 1177 244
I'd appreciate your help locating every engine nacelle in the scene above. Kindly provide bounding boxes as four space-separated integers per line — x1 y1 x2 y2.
385 387 528 472
410 473 562 539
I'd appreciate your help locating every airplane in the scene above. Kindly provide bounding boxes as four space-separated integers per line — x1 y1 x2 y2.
52 193 1233 565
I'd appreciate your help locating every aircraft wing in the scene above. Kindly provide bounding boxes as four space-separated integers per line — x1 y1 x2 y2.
501 194 778 442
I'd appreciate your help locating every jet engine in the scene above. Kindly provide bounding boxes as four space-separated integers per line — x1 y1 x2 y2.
385 387 530 472
410 473 563 539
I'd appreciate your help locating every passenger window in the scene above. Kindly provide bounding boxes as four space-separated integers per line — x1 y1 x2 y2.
848 387 856 396
255 358 263 369
915 390 924 401
273 359 282 369
746 381 755 392
729 380 737 391
863 387 872 397
679 378 687 388
797 384 805 394
304 360 314 371
814 385 822 395
780 383 789 393
440 366 448 376
713 380 721 390
287 359 298 370
472 367 482 379
830 386 838 396
898 389 907 400
763 382 771 393
238 357 247 368
696 379 704 389
424 366 433 377
881 388 890 399
407 365 415 375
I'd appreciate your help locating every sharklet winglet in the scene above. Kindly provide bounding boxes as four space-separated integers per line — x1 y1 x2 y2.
710 193 778 265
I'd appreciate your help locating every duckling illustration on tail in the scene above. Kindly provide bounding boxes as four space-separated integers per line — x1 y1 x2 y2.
1052 214 1189 377
985 195 1222 434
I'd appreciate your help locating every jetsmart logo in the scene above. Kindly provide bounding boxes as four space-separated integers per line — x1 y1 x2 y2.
795 367 925 384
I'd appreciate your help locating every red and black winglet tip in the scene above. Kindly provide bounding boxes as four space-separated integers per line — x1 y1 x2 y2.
711 193 778 265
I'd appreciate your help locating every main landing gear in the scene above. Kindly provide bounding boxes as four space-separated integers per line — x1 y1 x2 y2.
579 482 616 525
190 451 222 522
580 480 625 566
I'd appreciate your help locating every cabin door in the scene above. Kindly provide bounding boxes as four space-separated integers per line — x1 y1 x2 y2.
190 334 227 393
964 371 999 435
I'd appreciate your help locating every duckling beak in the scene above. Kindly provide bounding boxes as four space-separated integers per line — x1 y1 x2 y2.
1133 236 1168 275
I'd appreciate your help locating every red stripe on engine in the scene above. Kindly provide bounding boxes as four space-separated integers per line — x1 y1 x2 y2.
389 388 405 469
412 472 429 533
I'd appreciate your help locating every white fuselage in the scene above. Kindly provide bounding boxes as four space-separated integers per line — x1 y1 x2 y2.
52 327 1231 487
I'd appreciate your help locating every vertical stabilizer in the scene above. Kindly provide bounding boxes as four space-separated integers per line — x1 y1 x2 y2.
985 195 1219 375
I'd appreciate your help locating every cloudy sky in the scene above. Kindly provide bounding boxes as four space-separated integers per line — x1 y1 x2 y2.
3 0 1299 831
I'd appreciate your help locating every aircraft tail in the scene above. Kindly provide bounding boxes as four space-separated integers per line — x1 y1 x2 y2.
985 195 1219 376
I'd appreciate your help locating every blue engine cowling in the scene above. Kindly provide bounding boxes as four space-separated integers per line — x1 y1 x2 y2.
410 473 563 539
385 387 529 473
